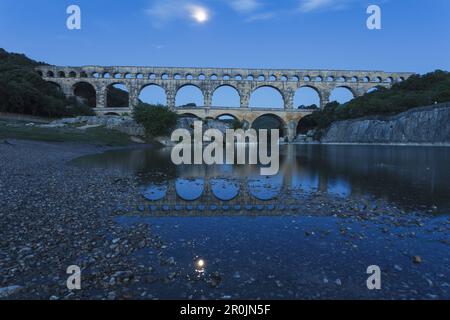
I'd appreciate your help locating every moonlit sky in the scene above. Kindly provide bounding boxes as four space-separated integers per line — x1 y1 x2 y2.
1 0 449 106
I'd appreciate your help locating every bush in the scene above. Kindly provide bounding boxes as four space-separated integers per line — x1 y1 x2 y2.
133 103 178 137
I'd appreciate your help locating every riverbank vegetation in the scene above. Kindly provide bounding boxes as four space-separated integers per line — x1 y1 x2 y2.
301 70 450 132
133 103 178 137
0 119 134 146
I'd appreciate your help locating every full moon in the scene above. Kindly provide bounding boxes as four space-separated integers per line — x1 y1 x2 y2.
189 6 209 23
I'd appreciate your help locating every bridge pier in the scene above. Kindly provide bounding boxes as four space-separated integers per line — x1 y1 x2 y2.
95 86 106 108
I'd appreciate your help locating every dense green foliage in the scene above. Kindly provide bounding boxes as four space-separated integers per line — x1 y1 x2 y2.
303 70 450 130
133 103 178 137
0 48 94 117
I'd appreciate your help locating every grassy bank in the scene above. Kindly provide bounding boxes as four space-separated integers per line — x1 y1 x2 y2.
0 120 134 146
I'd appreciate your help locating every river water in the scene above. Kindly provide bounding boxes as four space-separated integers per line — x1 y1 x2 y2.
72 144 450 299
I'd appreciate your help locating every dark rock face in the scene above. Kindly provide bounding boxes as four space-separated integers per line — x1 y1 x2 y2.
321 103 450 144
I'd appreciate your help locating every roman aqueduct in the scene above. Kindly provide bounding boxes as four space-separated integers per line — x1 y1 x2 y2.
36 65 414 140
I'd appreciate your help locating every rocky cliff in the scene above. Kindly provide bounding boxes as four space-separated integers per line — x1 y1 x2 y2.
320 103 450 144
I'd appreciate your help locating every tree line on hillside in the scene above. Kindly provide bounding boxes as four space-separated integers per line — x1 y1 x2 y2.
0 48 97 118
300 70 450 133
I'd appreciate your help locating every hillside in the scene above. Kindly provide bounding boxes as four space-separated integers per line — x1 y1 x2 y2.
0 48 94 118
301 70 450 136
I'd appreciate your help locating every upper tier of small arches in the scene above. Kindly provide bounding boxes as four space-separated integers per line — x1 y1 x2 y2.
36 67 412 84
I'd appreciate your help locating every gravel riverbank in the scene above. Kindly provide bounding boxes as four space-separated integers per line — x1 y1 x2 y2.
0 139 166 299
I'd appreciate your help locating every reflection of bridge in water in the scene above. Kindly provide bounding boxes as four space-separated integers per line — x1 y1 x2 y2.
126 146 344 215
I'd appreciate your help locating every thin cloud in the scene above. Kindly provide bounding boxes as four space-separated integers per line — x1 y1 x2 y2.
298 0 354 13
145 0 211 26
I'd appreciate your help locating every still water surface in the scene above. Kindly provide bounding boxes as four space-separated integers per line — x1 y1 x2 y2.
73 145 450 299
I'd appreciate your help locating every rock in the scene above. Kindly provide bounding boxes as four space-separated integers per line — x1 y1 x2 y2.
76 124 102 130
130 136 146 144
413 256 422 264
0 285 23 298
48 116 146 136
321 104 450 144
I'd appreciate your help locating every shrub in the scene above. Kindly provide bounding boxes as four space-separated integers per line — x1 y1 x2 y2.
133 103 178 137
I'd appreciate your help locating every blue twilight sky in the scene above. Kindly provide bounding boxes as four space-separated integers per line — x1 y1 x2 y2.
1 0 449 107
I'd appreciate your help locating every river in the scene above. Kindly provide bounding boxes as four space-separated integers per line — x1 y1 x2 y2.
72 144 450 299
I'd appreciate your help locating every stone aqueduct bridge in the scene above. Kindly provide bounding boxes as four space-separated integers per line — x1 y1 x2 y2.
36 65 414 139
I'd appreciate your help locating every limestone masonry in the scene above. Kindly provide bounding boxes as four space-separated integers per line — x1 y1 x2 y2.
36 65 414 140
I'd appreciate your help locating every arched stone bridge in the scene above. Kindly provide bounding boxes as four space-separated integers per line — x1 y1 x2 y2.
36 65 414 139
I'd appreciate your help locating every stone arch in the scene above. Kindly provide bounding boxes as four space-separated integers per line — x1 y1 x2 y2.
175 178 204 201
46 81 62 92
216 113 239 121
69 71 77 78
373 76 382 83
329 86 355 104
294 86 321 109
80 71 88 78
73 82 96 108
139 84 167 106
106 83 129 108
367 87 379 94
58 71 66 78
251 113 288 138
212 85 240 108
211 178 240 201
216 114 239 127
250 85 285 109
178 112 202 120
103 72 111 79
176 84 204 107
46 71 55 77
105 112 120 116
